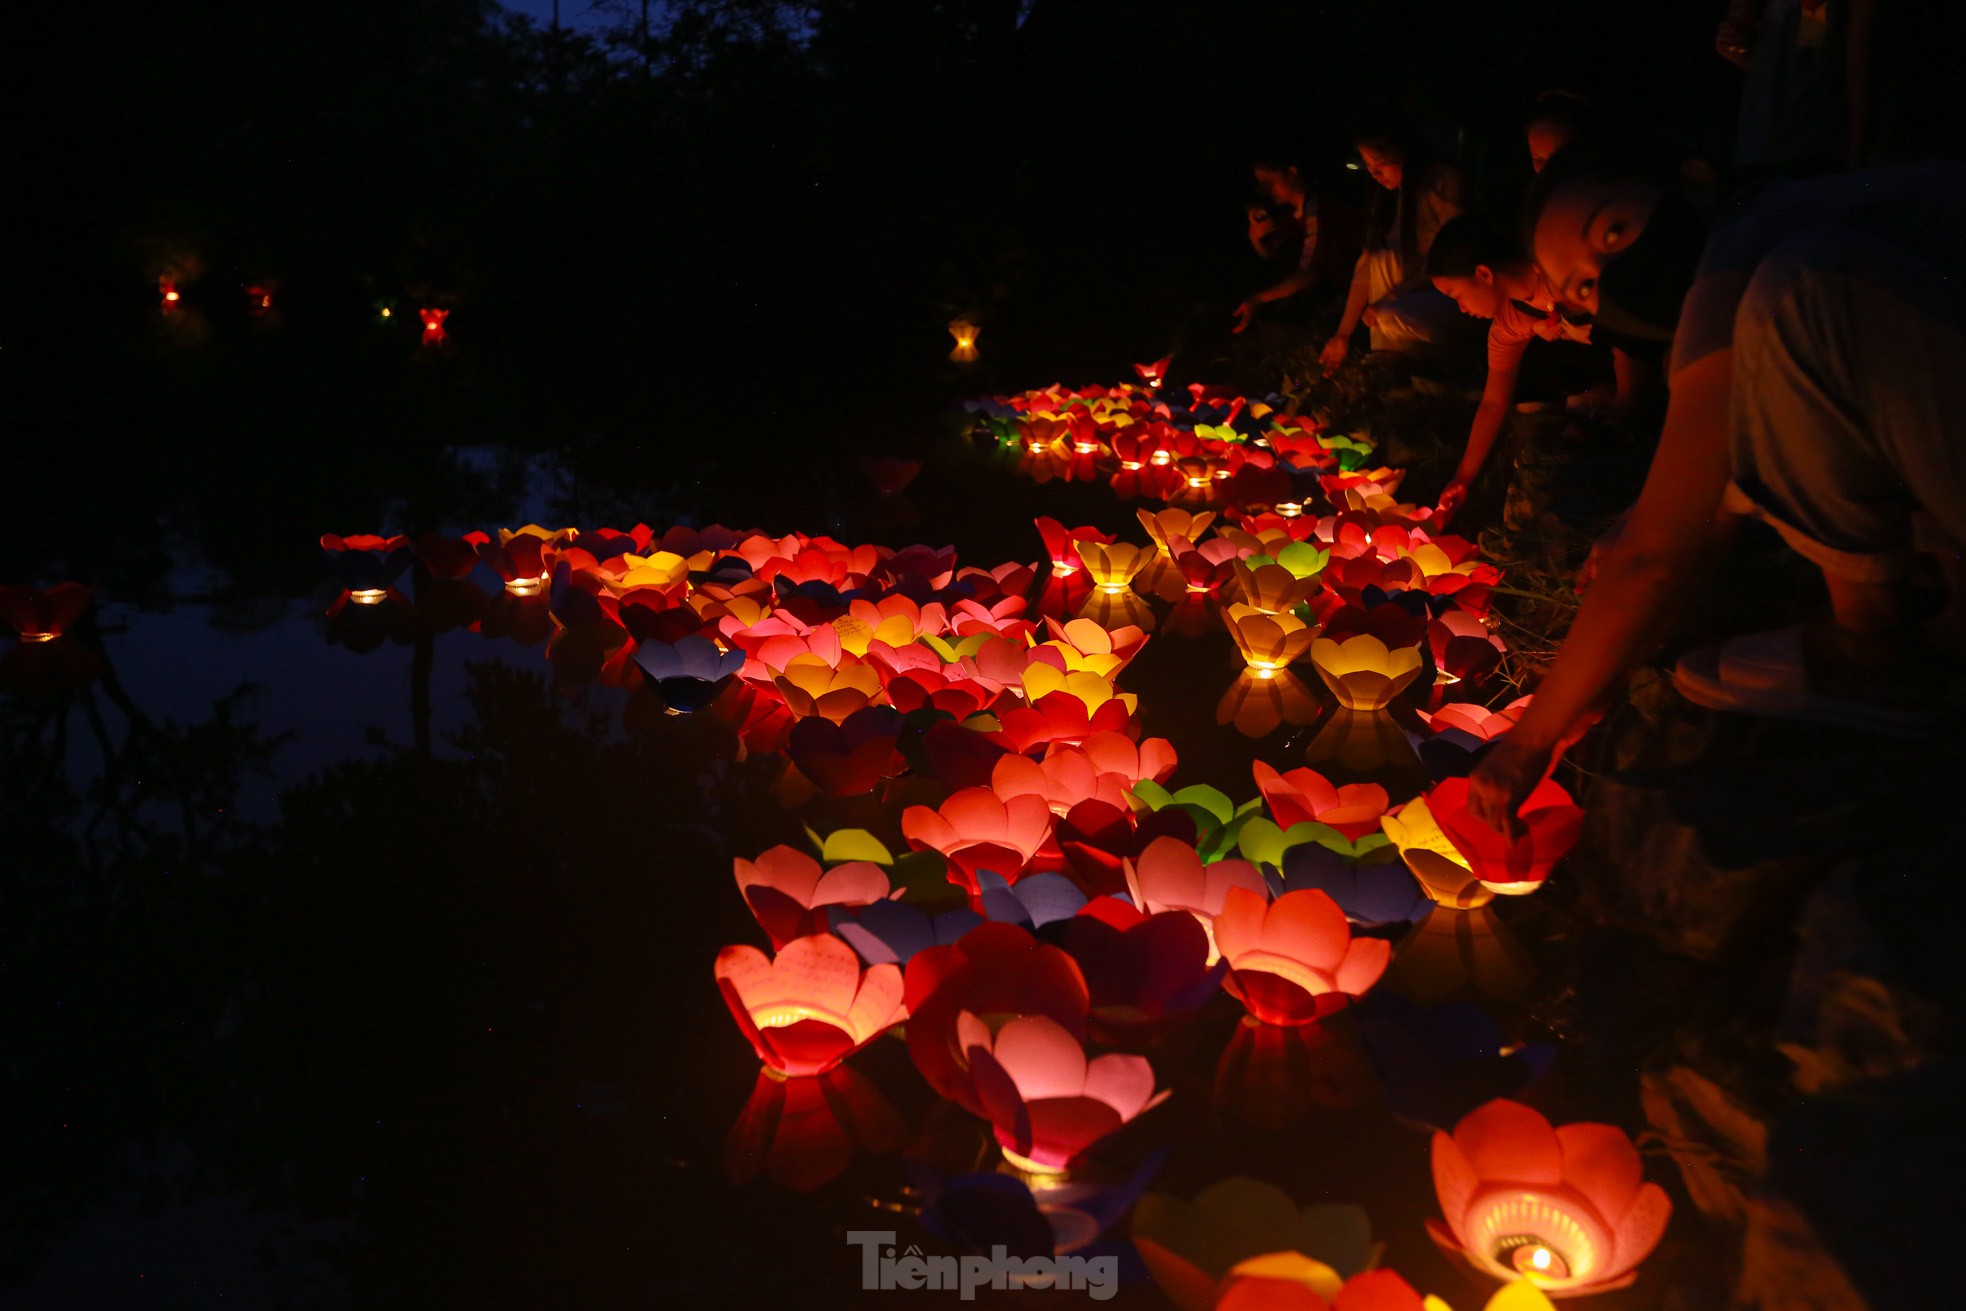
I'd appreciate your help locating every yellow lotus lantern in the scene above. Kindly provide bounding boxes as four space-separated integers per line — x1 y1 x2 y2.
1136 507 1217 557
601 551 690 595
949 317 980 363
1231 557 1319 614
771 654 883 723
1223 604 1317 672
1022 661 1136 717
1309 634 1424 711
1039 616 1148 680
1074 541 1151 594
1381 794 1491 909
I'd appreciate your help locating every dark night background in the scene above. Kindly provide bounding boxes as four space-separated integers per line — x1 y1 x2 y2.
6 3 1962 1309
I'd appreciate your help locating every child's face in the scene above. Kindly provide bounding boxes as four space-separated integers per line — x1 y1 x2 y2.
1358 145 1403 191
1526 120 1575 174
1433 271 1503 319
1532 176 1666 316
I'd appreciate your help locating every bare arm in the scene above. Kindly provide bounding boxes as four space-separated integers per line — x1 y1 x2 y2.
1456 343 1523 488
1468 349 1745 831
1319 254 1375 371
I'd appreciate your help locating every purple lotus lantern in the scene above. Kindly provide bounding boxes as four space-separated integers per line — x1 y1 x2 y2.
632 633 744 712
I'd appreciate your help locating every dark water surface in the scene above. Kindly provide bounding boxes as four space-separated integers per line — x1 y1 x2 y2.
3 329 1692 1310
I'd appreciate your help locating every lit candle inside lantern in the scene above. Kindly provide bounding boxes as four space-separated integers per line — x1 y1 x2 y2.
948 317 980 363
1274 501 1303 518
20 631 57 644
505 574 548 597
1150 451 1173 466
1120 460 1144 471
347 588 389 606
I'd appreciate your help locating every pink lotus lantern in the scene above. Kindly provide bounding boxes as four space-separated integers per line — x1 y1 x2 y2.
1430 610 1507 687
1168 535 1241 593
0 583 94 643
962 1012 1168 1173
735 847 893 948
900 787 1055 895
1123 835 1267 960
1430 1099 1670 1296
714 933 906 1077
903 923 1089 1114
1252 762 1388 841
1212 886 1391 1025
1425 778 1584 896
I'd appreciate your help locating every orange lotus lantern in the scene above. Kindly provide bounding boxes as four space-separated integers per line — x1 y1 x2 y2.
991 749 1133 817
418 306 449 345
735 847 894 949
1074 540 1151 594
1430 1099 1670 1296
1309 634 1425 711
714 933 907 1078
1425 777 1584 896
948 317 980 363
1136 507 1217 556
1038 615 1149 679
960 1012 1168 1174
1212 886 1390 1025
1223 603 1317 672
771 653 882 723
900 786 1055 895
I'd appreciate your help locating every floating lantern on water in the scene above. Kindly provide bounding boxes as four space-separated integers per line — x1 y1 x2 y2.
418 306 448 345
1380 794 1490 909
319 533 413 596
1168 536 1240 593
714 933 906 1078
772 652 882 723
1033 517 1113 575
900 786 1055 896
245 284 275 316
1038 615 1149 680
1251 761 1388 840
468 525 572 596
1213 886 1391 1025
1073 541 1150 594
1133 355 1172 390
1137 508 1217 557
949 317 980 363
903 923 1090 1114
1431 610 1508 687
1132 1179 1380 1311
159 279 182 311
1063 899 1226 1044
1309 634 1426 711
1231 553 1322 614
0 582 94 644
961 1012 1168 1174
1123 836 1267 962
1424 777 1584 896
1224 603 1318 673
1430 1099 1671 1296
785 704 906 795
991 749 1133 818
735 846 894 949
631 632 744 712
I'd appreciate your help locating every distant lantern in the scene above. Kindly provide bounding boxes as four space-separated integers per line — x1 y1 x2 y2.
419 307 449 346
160 280 181 310
948 318 980 363
246 285 274 315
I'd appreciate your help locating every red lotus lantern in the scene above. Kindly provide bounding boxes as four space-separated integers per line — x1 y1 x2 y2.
1430 1099 1670 1296
0 583 93 643
418 306 449 345
714 933 906 1078
1425 777 1584 896
1251 762 1388 841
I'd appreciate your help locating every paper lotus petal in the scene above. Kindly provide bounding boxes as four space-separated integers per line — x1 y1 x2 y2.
411 531 482 581
962 1012 1168 1172
1279 844 1430 928
0 582 93 642
1123 835 1268 961
1253 761 1389 840
1074 540 1151 591
735 846 894 949
900 787 1055 896
1213 886 1391 1025
714 934 906 1077
772 653 883 723
1063 900 1227 1044
990 748 1133 817
828 899 983 968
1232 557 1320 613
1074 731 1177 786
632 634 745 712
1225 603 1318 671
1033 517 1113 573
1137 507 1217 556
1426 777 1584 895
319 534 412 593
1133 1179 1381 1311
786 705 906 797
1310 634 1426 711
1216 1262 1436 1311
1430 1099 1671 1296
1379 795 1491 910
974 871 1088 929
902 923 1089 1115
